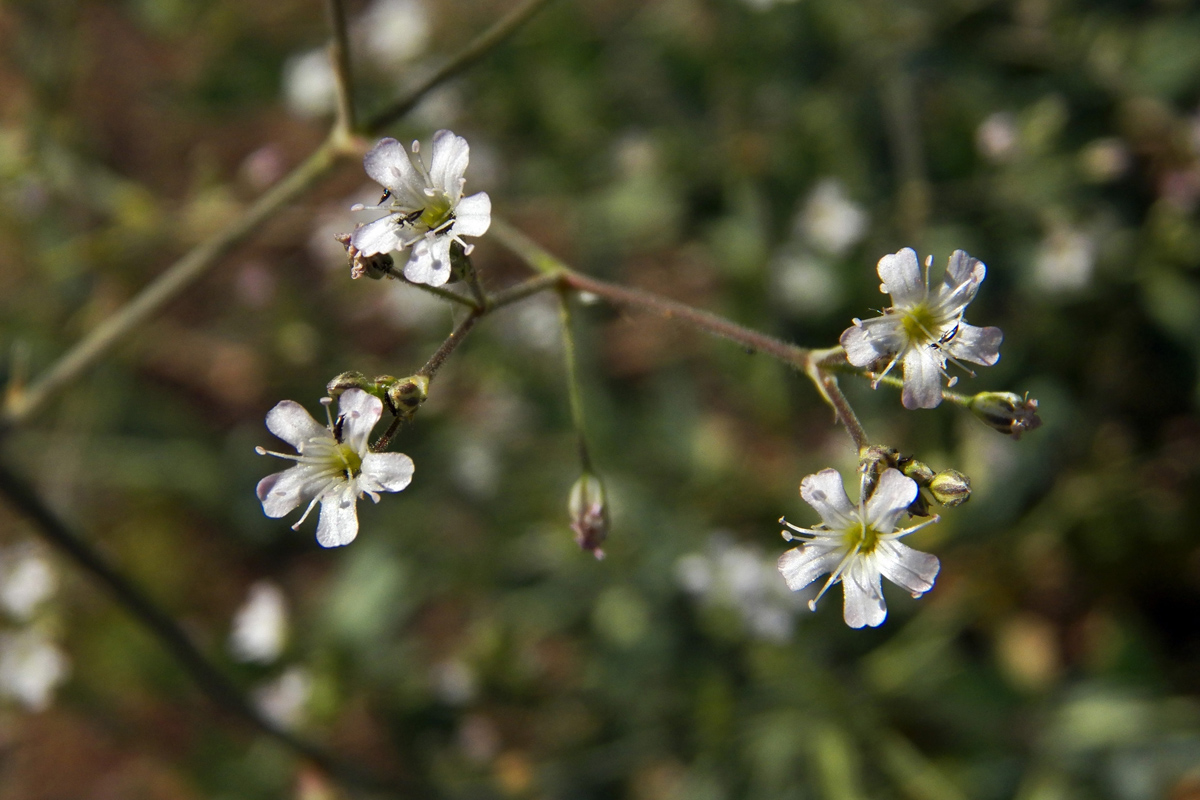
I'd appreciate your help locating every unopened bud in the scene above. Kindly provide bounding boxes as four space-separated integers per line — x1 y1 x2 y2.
568 473 609 560
969 391 1043 439
385 375 430 422
929 469 971 507
898 456 935 486
858 444 899 497
327 371 369 398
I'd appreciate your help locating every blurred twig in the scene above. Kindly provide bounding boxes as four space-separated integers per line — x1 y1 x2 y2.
0 459 420 796
325 0 357 134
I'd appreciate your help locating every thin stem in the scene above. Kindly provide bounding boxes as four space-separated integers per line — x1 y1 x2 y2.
1 142 351 432
459 254 489 309
0 459 415 795
325 0 356 134
488 272 561 310
558 291 592 470
364 0 558 132
823 353 973 407
383 263 479 309
372 414 404 453
881 68 929 243
490 218 567 276
416 312 480 379
560 271 810 369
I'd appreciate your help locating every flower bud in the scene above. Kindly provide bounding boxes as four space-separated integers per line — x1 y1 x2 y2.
327 371 369 398
898 456 935 486
568 473 609 560
858 445 899 497
385 375 430 422
968 391 1043 439
929 469 971 507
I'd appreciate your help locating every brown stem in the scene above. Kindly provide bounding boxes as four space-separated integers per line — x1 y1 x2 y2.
416 312 480 379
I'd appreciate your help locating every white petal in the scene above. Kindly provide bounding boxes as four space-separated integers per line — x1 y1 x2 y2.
452 192 491 237
864 469 917 532
265 401 326 450
877 248 924 305
364 138 421 195
429 130 470 199
944 249 985 289
335 389 382 453
350 215 405 257
404 237 452 286
840 321 894 366
800 468 858 530
946 322 1002 366
315 488 359 547
875 540 939 597
361 452 415 493
901 346 944 409
841 559 887 628
257 468 311 518
778 543 844 592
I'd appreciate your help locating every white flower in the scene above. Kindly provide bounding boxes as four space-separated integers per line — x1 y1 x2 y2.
253 666 312 729
0 628 69 711
350 131 491 287
229 581 289 664
840 248 1003 409
256 389 415 548
778 468 940 629
0 545 57 622
798 179 868 257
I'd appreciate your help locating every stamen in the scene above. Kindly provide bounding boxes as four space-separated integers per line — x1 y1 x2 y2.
809 544 859 612
350 203 366 212
883 514 940 540
872 352 901 388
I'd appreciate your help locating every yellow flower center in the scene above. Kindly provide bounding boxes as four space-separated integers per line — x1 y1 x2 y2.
844 521 881 555
900 302 938 344
419 194 454 231
335 443 363 478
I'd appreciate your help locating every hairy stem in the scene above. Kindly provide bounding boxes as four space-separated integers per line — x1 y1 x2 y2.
417 312 480 379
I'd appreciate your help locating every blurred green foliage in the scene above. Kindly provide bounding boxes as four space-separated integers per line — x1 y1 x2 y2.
1 0 1200 798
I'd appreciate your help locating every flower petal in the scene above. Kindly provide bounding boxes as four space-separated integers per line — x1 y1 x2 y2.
840 318 906 366
875 540 939 597
364 138 420 195
453 192 491 237
336 389 382 453
946 322 1002 366
841 559 887 628
877 248 924 305
864 469 917 532
778 542 844 592
361 452 415 493
800 468 858 530
944 249 985 289
316 488 359 547
257 468 311 518
265 401 326 450
901 346 944 409
429 130 470 200
404 236 452 287
350 215 405 257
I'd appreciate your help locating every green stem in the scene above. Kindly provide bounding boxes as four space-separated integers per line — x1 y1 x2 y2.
325 0 356 134
488 272 562 310
558 291 593 470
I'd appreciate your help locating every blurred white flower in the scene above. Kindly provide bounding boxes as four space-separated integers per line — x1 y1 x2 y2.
977 112 1019 163
0 628 69 711
350 131 491 287
676 534 804 642
282 49 337 118
1033 225 1095 292
771 249 844 316
431 659 477 705
779 468 940 628
256 389 415 547
358 0 430 70
797 179 868 257
0 546 57 622
841 248 1003 409
229 581 289 664
253 666 311 729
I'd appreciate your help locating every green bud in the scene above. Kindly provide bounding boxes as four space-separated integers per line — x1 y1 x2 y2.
327 371 369 398
569 473 609 560
858 444 899 496
929 469 971 507
898 456 935 486
385 375 430 422
969 391 1043 439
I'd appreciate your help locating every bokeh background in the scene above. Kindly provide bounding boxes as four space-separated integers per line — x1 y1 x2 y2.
1 0 1200 797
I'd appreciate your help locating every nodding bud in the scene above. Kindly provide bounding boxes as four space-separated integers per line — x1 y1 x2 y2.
334 232 394 280
969 391 1043 439
568 473 609 560
327 371 369 398
929 469 972 507
385 375 430 422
